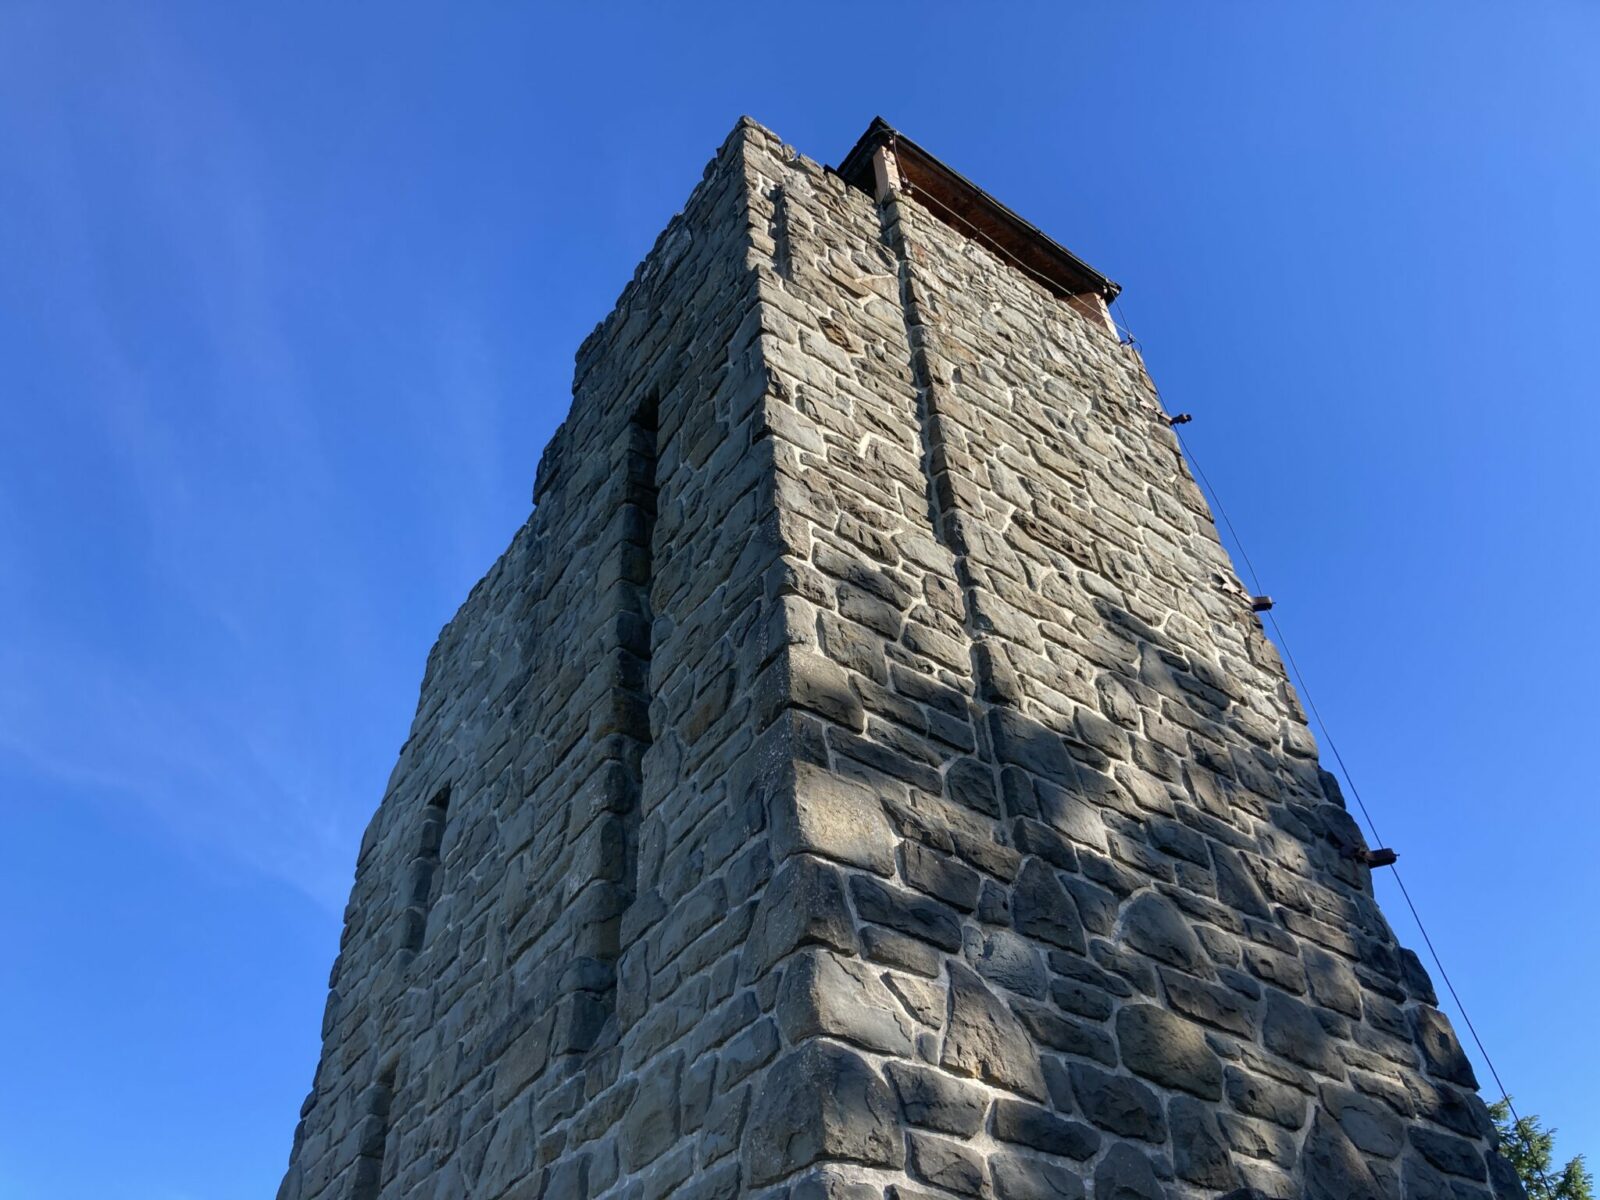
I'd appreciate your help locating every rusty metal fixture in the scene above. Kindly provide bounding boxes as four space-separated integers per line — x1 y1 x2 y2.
1250 595 1274 613
1345 846 1399 868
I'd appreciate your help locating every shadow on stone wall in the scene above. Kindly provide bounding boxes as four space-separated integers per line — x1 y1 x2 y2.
756 561 1513 1200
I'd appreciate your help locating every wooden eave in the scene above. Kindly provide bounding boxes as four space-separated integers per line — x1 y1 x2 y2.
833 117 1121 303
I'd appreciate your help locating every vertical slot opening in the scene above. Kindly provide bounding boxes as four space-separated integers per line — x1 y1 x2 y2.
564 391 662 1056
350 1065 395 1200
401 785 450 953
618 393 660 913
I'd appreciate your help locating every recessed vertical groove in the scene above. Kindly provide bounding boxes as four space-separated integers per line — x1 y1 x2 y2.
875 193 1010 815
349 1066 395 1200
618 391 660 937
770 184 794 281
564 391 660 1056
401 786 450 954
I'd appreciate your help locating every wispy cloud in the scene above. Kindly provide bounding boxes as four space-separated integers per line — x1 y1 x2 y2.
0 8 392 911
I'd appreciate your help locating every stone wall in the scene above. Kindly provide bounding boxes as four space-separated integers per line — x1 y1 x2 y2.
279 118 1521 1200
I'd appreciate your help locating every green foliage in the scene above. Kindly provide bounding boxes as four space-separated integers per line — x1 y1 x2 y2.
1490 1098 1594 1200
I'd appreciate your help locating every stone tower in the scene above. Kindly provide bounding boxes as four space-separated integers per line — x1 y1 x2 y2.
278 118 1520 1200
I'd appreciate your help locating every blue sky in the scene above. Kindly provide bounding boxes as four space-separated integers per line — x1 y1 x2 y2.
2 3 1595 1195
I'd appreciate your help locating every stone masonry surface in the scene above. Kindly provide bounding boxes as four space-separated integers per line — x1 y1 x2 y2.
277 118 1523 1200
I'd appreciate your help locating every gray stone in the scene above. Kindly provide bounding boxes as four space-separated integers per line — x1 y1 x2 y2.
1243 943 1307 994
851 873 963 952
1263 990 1342 1075
1050 975 1113 1020
1051 952 1133 998
978 879 1012 925
903 839 982 911
863 925 943 977
1487 1151 1528 1200
1403 1154 1460 1200
1061 874 1119 936
1067 1062 1165 1141
1211 844 1273 919
776 949 916 1056
946 756 1000 817
544 1155 589 1200
1121 890 1206 973
1322 1083 1405 1157
1219 1111 1297 1167
743 1042 903 1184
741 856 856 982
717 1017 778 1088
1302 1110 1390 1200
1094 1143 1166 1200
1035 778 1109 850
790 650 867 731
1012 858 1087 953
1169 1094 1238 1188
1414 1082 1495 1140
884 971 945 1027
475 1102 537 1199
1304 945 1362 1018
906 1131 987 1197
1411 1006 1479 1088
990 707 1074 782
969 928 1048 998
772 761 896 874
793 1168 884 1200
621 1053 681 1171
703 1083 751 1165
1014 1002 1118 1066
1116 1003 1222 1100
1224 1066 1307 1130
885 1061 988 1136
1162 968 1255 1036
990 1152 1087 1200
1400 947 1440 1005
1410 1127 1487 1180
991 1098 1101 1161
941 961 1048 1100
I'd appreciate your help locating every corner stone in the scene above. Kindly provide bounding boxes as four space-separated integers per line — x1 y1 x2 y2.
941 961 1048 1101
776 948 916 1056
772 761 896 874
740 856 855 983
743 1041 904 1185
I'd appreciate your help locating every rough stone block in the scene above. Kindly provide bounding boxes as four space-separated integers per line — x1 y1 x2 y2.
941 961 1049 1101
776 948 917 1056
771 760 897 874
1115 1004 1222 1100
991 1098 1101 1161
885 1061 989 1136
740 856 856 983
1068 1062 1166 1142
743 1041 904 1184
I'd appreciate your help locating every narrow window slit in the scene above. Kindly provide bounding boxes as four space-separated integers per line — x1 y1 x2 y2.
616 391 660 918
563 392 661 1055
401 785 449 953
350 1065 396 1200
